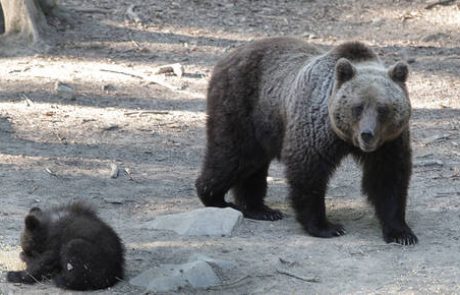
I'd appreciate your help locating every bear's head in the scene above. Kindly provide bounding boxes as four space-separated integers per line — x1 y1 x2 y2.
19 207 48 262
328 58 411 152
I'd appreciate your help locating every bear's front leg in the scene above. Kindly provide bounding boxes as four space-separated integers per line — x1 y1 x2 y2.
286 153 346 238
7 250 58 284
361 134 418 245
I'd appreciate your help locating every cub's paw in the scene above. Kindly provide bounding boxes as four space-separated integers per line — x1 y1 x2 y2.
6 271 35 284
305 221 346 238
384 226 418 245
243 205 283 221
7 271 23 283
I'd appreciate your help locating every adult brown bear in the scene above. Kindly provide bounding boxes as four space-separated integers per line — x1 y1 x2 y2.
196 37 417 245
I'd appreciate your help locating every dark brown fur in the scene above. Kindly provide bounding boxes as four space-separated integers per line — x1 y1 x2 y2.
7 202 125 290
330 41 378 61
196 37 417 245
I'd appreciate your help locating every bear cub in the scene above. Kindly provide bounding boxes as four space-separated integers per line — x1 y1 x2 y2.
7 202 125 290
196 37 418 245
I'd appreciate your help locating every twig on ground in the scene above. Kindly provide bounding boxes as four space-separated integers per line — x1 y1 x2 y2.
102 124 120 131
45 168 57 177
276 268 320 283
425 0 456 9
55 132 67 145
99 69 143 79
21 94 33 106
124 111 170 116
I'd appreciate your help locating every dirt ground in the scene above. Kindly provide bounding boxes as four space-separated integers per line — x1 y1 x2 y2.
0 0 459 294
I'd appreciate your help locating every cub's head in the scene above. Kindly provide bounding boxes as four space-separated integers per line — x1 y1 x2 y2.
328 58 411 152
19 207 48 262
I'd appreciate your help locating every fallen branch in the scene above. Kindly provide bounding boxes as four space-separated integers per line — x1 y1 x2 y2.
425 0 456 9
99 69 143 79
124 111 170 116
276 268 320 283
99 68 204 98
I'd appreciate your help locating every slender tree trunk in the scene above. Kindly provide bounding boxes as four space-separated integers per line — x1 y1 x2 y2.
0 0 58 53
1 0 50 43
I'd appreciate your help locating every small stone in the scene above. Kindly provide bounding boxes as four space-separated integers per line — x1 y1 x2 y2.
155 63 184 78
110 163 119 179
371 18 385 27
55 81 75 100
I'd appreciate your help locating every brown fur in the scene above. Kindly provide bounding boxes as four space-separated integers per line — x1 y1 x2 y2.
196 37 417 245
7 202 125 290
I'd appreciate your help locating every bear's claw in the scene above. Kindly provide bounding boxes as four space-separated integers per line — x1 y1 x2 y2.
306 221 346 238
242 205 283 221
384 229 418 245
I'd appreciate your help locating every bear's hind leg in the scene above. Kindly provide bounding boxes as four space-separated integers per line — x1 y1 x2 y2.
195 150 240 209
55 239 119 290
232 163 283 221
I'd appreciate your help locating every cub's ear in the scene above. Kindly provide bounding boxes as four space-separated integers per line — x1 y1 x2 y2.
389 62 409 83
25 215 40 231
29 207 41 214
335 58 356 85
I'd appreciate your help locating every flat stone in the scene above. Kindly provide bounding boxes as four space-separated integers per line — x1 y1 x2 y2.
144 207 243 236
54 81 75 100
129 254 236 292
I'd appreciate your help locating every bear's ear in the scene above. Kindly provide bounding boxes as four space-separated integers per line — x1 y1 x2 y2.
335 58 356 85
29 207 41 214
25 215 41 231
389 62 409 83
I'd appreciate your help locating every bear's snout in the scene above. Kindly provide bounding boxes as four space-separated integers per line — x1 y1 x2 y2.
360 130 374 143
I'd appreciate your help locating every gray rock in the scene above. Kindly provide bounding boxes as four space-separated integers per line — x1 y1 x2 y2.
129 254 236 292
54 81 75 100
144 207 243 236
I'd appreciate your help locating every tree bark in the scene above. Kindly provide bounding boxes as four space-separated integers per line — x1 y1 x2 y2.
0 0 56 47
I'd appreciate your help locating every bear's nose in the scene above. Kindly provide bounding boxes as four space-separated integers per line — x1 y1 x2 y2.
360 131 374 143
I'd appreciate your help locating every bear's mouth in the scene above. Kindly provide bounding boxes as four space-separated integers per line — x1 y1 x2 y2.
354 135 379 152
358 141 378 152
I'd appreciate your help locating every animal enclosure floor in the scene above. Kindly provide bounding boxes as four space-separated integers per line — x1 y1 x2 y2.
0 0 460 294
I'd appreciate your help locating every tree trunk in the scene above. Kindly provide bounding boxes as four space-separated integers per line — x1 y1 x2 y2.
0 0 57 50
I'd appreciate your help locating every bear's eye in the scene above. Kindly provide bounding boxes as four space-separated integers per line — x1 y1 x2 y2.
352 104 364 117
377 106 389 117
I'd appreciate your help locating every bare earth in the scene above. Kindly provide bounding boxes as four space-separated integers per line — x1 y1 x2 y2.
0 0 459 294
